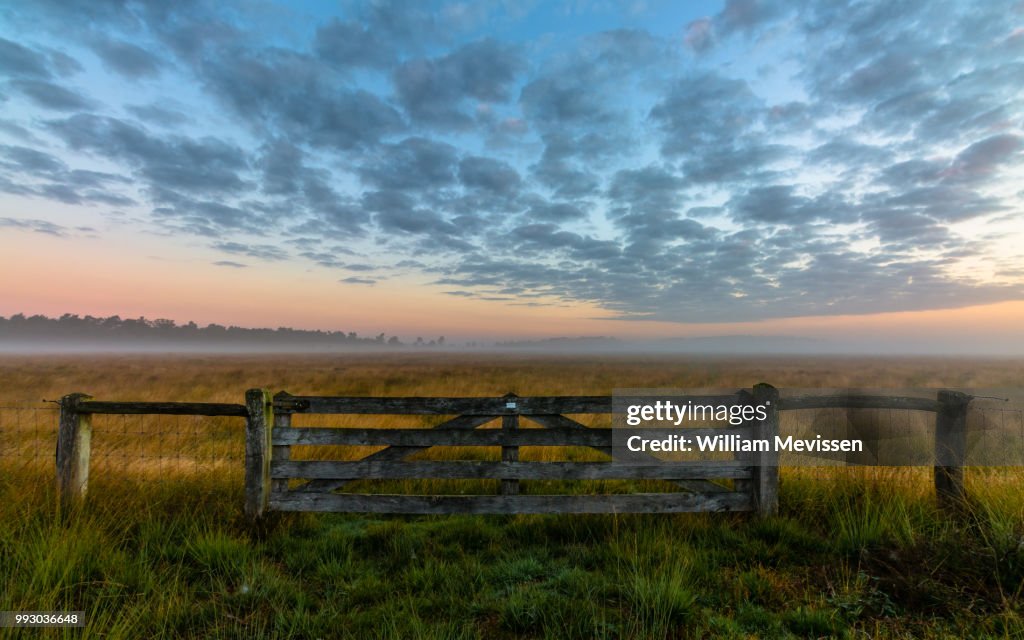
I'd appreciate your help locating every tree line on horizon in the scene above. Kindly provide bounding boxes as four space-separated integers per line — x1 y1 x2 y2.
0 313 454 347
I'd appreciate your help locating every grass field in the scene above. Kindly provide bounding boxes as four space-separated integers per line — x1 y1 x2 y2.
1 354 1023 638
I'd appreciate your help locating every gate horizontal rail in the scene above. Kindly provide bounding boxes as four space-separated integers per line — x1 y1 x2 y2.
270 460 753 481
270 492 753 515
270 425 751 446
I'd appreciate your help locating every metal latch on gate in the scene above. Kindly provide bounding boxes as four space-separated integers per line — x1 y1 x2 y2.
503 392 518 411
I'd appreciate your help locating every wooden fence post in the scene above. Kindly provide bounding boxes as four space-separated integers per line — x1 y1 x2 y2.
501 393 520 495
56 392 92 508
935 390 970 509
752 383 779 517
245 389 273 522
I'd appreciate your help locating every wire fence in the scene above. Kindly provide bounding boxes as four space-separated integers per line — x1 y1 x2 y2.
780 405 1024 466
0 403 245 488
776 406 1024 494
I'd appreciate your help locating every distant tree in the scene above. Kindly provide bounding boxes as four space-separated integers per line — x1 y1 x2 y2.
0 313 421 350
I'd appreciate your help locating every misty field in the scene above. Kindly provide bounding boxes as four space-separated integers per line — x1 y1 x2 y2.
1 354 1023 638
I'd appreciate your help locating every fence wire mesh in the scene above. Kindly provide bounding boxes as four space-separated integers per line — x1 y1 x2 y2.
779 405 1024 466
0 404 245 489
0 403 58 477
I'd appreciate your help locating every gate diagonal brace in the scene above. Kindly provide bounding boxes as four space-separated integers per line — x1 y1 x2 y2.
290 414 497 494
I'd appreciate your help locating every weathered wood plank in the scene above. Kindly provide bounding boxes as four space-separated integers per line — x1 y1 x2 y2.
272 426 600 446
76 401 248 416
272 460 752 481
293 414 497 493
525 413 594 431
269 491 753 514
272 426 751 447
277 395 615 415
244 389 273 522
672 480 731 494
56 392 92 507
935 390 970 509
778 395 938 413
278 394 746 415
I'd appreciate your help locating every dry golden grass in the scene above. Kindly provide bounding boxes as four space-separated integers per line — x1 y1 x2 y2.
2 352 1023 403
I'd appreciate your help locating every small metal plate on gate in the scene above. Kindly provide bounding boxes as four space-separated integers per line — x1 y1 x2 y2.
505 401 517 409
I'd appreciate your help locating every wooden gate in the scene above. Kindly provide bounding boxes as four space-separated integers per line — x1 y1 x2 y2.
243 385 781 520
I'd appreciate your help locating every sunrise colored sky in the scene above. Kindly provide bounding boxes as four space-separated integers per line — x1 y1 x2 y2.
0 1 1022 350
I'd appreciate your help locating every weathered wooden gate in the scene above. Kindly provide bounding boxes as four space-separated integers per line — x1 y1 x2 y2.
52 387 972 516
243 385 781 520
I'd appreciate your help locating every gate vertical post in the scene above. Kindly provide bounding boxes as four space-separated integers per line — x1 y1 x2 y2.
272 392 292 495
935 390 969 510
752 383 779 517
733 389 754 496
245 389 273 522
56 392 92 509
501 393 520 495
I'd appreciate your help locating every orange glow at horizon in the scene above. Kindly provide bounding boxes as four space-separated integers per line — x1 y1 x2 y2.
1 231 1023 348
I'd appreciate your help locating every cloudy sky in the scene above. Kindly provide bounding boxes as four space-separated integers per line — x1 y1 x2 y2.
1 0 1023 347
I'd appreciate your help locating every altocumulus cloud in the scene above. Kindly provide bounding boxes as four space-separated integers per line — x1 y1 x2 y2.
0 0 1021 322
